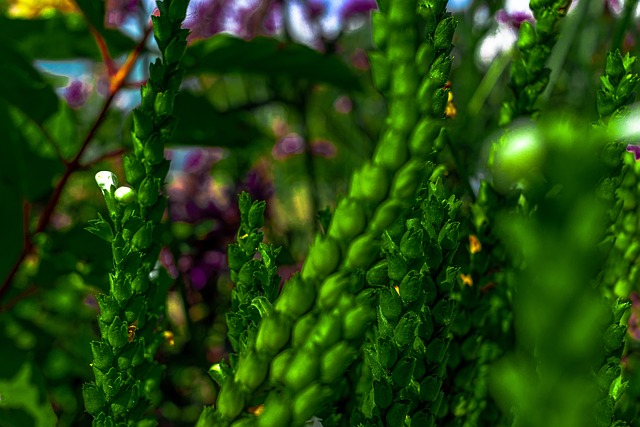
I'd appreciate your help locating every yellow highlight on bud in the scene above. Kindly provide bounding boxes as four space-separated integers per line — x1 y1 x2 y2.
469 235 482 254
459 274 473 287
394 285 400 296
248 404 264 415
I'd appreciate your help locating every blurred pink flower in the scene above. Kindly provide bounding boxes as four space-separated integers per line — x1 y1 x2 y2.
627 144 640 161
350 48 370 70
183 0 229 41
629 292 640 340
273 133 305 159
496 9 534 30
311 140 337 158
105 0 139 28
63 80 90 109
338 0 377 21
334 95 352 114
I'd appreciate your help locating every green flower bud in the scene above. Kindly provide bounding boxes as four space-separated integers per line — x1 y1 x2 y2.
164 35 188 65
329 198 366 241
597 360 621 392
284 348 320 391
318 273 352 310
209 360 233 388
410 118 441 157
91 340 114 371
603 324 626 352
151 15 171 50
376 337 398 370
257 393 292 427
388 0 414 26
309 311 342 349
123 154 145 188
154 91 174 117
428 54 452 88
343 305 375 340
248 200 266 230
434 16 456 53
419 3 437 34
321 342 356 384
517 21 537 51
349 162 389 204
373 377 393 409
217 379 245 420
114 186 136 206
275 274 316 319
366 260 389 287
391 357 416 389
97 295 119 324
292 383 329 425
373 129 408 171
138 177 160 207
369 52 390 91
102 367 123 400
386 401 411 426
140 84 156 111
400 227 425 259
380 287 403 323
616 73 640 99
292 312 318 348
95 170 118 196
432 299 455 325
389 97 418 133
432 87 449 117
394 312 419 350
398 271 423 303
83 383 106 416
270 348 295 384
132 223 154 252
369 199 408 234
372 11 387 49
425 338 447 364
345 235 380 270
133 109 154 141
416 42 435 70
148 58 165 86
107 317 129 350
256 312 291 355
302 235 341 281
387 254 408 282
143 133 165 165
392 64 419 97
235 348 269 392
391 159 424 200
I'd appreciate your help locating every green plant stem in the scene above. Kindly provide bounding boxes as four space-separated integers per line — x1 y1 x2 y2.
468 51 513 117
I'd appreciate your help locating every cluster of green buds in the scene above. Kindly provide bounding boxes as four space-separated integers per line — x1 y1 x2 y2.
597 50 640 119
499 0 572 125
83 0 190 425
193 1 461 426
350 175 461 426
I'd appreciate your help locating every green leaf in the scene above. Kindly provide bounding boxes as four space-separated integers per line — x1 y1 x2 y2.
0 341 57 427
182 34 363 92
85 213 114 243
0 39 58 124
170 91 265 148
0 15 134 60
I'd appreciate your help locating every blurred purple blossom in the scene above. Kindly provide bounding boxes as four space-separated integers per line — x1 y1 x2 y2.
627 144 640 161
273 133 305 159
334 95 352 114
496 9 534 30
338 0 377 21
105 0 140 28
183 0 229 41
184 148 225 174
63 80 90 109
311 140 337 158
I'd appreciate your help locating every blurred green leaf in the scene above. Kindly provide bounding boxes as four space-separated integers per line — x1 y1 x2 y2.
171 91 265 148
0 39 58 124
182 34 363 92
0 339 57 427
0 15 135 60
0 184 23 289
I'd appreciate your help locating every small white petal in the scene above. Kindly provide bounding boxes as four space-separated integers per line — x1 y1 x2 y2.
95 171 119 193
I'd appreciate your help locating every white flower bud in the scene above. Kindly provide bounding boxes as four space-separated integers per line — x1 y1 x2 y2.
95 171 118 194
114 186 136 205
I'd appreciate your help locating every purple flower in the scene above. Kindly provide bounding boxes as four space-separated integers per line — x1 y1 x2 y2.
183 148 224 174
627 144 640 161
63 80 90 109
105 0 140 28
183 0 229 41
272 133 305 159
311 140 337 158
334 95 352 114
496 9 534 30
338 0 377 21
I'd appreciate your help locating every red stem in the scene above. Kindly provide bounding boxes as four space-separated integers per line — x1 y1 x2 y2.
0 25 154 306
